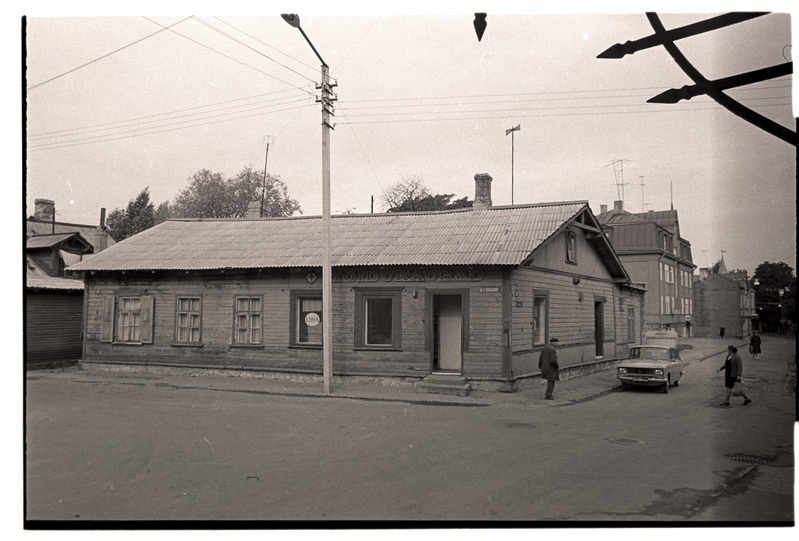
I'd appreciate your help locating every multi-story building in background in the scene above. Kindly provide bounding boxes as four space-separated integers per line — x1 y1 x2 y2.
692 258 757 339
598 200 696 337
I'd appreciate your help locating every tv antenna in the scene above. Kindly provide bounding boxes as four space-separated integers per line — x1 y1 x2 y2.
606 159 629 201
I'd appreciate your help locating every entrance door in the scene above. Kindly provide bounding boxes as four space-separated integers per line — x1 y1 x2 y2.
433 295 463 372
594 300 604 357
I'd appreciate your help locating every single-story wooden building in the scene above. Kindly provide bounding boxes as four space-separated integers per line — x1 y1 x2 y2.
68 174 645 392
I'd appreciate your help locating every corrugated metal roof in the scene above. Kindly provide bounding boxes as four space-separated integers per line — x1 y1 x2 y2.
26 233 80 249
26 275 84 291
26 219 116 250
68 203 587 272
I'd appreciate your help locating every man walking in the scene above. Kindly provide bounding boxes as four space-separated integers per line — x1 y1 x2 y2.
539 338 560 400
719 345 752 406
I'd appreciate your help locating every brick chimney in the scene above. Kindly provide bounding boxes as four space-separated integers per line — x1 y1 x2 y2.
474 173 493 209
613 200 623 211
34 199 55 221
600 204 608 214
246 200 262 218
94 208 108 252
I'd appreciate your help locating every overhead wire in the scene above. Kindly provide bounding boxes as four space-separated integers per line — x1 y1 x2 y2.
140 16 315 96
26 16 193 91
28 102 315 151
336 101 792 125
336 96 791 118
28 89 307 140
210 16 321 79
28 89 790 148
191 16 318 85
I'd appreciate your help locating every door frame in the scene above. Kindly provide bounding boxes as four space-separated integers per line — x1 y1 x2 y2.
594 296 606 358
425 289 470 373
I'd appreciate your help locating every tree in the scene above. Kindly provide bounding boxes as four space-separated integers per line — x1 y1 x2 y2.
154 201 173 225
381 175 473 212
170 167 300 219
105 187 156 242
753 261 796 333
232 166 302 218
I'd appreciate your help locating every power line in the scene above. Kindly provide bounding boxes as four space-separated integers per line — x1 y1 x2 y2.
191 16 317 85
338 80 792 105
210 16 321 79
336 99 791 124
28 90 307 140
332 16 381 72
28 102 315 151
339 112 388 202
337 95 791 118
27 16 193 91
29 76 789 140
34 98 783 147
141 16 314 96
338 87 791 112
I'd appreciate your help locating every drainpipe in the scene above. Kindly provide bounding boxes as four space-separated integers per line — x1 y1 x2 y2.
657 254 664 330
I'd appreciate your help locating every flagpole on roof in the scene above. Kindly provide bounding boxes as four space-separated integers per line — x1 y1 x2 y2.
505 124 520 205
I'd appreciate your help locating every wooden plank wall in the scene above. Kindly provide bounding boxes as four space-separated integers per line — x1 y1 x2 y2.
510 266 621 377
83 267 507 379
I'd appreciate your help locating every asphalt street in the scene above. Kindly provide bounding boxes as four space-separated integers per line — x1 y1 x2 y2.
24 335 795 524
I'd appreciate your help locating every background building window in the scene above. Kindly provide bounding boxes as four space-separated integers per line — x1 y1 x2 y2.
175 296 201 343
234 296 262 345
355 289 402 349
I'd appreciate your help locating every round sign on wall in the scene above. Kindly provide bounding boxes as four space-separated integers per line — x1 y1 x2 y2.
304 313 321 327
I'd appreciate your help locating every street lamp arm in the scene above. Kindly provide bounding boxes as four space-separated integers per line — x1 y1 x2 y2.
281 14 327 67
298 26 327 67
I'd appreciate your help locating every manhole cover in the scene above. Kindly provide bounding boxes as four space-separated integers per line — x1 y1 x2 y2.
725 453 769 465
606 437 645 446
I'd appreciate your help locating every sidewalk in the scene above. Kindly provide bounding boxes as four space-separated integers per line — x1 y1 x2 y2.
42 337 747 408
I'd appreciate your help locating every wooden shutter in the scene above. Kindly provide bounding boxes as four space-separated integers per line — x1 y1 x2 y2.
140 295 155 344
100 296 115 343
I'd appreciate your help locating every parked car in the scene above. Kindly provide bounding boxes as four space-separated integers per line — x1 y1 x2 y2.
617 345 685 393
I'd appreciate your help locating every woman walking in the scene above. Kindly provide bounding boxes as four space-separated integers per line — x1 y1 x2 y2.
719 345 752 406
749 332 762 360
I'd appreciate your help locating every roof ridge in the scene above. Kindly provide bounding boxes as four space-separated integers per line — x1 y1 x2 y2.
166 201 589 223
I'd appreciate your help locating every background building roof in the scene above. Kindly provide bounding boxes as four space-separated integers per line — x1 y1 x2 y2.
26 275 85 291
26 218 116 251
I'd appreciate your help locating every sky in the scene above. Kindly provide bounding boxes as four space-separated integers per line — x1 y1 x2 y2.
17 2 797 277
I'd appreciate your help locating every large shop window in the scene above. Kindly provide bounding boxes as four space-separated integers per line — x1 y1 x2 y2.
234 296 262 345
292 292 323 346
101 295 154 344
532 292 549 346
175 296 202 344
355 289 402 349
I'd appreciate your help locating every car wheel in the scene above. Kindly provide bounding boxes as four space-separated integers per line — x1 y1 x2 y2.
661 376 670 394
673 378 679 387
621 382 630 391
